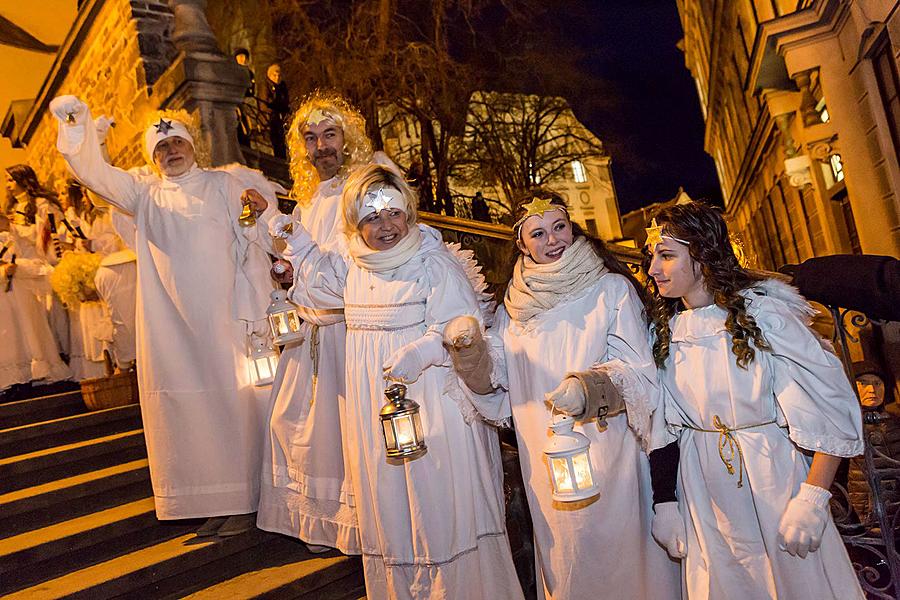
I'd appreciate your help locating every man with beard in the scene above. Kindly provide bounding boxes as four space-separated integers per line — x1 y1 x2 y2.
257 92 394 553
49 95 277 536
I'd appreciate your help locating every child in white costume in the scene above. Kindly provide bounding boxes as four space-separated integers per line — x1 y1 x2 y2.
269 164 523 600
644 202 865 599
444 191 681 600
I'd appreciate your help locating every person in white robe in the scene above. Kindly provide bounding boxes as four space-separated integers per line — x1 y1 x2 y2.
0 224 72 391
266 164 523 600
644 201 865 599
5 165 69 356
50 95 277 536
256 94 378 554
444 192 681 600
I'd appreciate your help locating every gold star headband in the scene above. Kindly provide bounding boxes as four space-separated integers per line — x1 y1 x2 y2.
306 108 343 128
513 197 567 231
645 218 689 252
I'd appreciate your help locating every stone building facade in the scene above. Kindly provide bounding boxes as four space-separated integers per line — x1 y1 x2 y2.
2 0 249 186
677 0 900 269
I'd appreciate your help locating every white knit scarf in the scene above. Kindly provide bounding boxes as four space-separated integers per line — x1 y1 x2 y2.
348 223 423 272
505 236 609 324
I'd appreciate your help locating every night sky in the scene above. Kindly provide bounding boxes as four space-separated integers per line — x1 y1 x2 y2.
560 0 722 213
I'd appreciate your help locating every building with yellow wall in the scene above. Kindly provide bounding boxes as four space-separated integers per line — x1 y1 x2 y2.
677 0 900 269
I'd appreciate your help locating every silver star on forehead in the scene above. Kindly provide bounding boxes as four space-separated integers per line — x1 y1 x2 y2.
154 119 174 134
364 188 392 212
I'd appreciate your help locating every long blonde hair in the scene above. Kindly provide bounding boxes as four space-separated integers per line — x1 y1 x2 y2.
287 92 373 206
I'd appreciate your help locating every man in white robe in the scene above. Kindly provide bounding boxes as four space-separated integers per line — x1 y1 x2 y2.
50 95 276 535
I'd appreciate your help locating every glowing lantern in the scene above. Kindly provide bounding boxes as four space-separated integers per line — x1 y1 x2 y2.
249 335 279 386
266 289 303 345
543 414 599 502
379 383 427 459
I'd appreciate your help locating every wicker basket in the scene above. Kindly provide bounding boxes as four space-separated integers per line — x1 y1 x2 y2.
81 370 139 411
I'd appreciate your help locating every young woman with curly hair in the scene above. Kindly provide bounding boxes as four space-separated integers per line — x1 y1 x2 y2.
644 201 865 599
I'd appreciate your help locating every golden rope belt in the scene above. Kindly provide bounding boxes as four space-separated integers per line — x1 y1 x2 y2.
682 415 777 488
309 324 319 406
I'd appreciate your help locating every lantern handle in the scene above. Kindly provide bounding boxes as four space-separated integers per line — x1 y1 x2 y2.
549 399 566 425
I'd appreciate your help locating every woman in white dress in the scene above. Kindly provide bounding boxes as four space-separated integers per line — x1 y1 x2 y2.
644 201 865 599
444 191 681 600
271 164 523 600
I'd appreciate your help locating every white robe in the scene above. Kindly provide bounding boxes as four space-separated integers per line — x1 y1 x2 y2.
286 224 523 600
56 112 276 519
0 237 71 390
94 253 137 368
256 175 359 552
469 275 680 600
657 282 865 599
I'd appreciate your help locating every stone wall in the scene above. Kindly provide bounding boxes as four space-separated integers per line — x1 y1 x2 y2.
23 0 176 187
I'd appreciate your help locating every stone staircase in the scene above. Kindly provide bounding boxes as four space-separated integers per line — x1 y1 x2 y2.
0 386 366 599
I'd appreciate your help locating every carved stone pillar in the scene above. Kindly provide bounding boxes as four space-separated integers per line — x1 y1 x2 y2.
163 0 250 166
792 69 820 128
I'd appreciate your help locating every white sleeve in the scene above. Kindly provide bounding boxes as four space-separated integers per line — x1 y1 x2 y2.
284 225 349 310
56 106 147 215
756 296 865 457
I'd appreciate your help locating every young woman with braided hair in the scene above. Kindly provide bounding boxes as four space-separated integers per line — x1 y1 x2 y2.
644 201 865 599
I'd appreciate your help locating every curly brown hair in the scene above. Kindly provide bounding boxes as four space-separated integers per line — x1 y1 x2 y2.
5 164 61 223
642 202 769 369
508 188 645 301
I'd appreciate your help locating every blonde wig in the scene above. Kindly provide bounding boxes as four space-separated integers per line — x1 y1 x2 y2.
341 164 418 234
139 108 206 170
288 92 373 206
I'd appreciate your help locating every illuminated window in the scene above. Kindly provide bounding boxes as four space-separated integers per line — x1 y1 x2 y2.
830 154 844 183
816 98 829 123
571 160 588 183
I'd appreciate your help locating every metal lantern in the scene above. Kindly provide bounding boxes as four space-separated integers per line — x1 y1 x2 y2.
379 383 427 459
543 414 600 502
266 289 304 345
249 335 279 386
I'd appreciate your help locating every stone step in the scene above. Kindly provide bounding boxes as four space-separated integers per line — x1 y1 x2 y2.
0 459 152 537
0 381 81 405
0 497 198 595
0 403 142 458
0 429 147 493
0 390 85 429
4 528 320 600
181 550 365 600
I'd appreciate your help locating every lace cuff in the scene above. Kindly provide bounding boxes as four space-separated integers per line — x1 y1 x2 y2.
593 358 652 449
789 427 864 458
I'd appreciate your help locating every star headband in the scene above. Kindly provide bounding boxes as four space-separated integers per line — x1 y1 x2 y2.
306 108 343 129
144 117 194 162
645 218 690 252
358 186 407 223
513 197 568 231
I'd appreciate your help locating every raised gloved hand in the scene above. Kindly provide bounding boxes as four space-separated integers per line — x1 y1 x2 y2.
95 116 115 143
443 316 494 394
651 501 687 559
268 213 296 239
777 483 831 558
50 95 89 125
383 332 447 384
545 377 586 417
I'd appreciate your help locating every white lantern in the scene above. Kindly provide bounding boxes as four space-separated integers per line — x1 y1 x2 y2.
266 289 304 345
379 383 427 459
249 335 279 386
543 414 600 502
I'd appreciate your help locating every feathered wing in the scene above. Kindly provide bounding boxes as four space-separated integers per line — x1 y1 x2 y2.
443 241 496 327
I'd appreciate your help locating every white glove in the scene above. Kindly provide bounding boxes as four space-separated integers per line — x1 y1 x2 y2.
269 213 296 239
383 332 447 384
50 95 89 125
651 502 687 559
777 483 831 558
95 116 115 142
544 377 586 417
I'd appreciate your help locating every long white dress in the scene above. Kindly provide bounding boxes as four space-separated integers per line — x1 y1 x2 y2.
0 233 72 390
56 112 276 519
470 274 681 600
286 223 523 600
256 175 359 553
657 280 865 599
